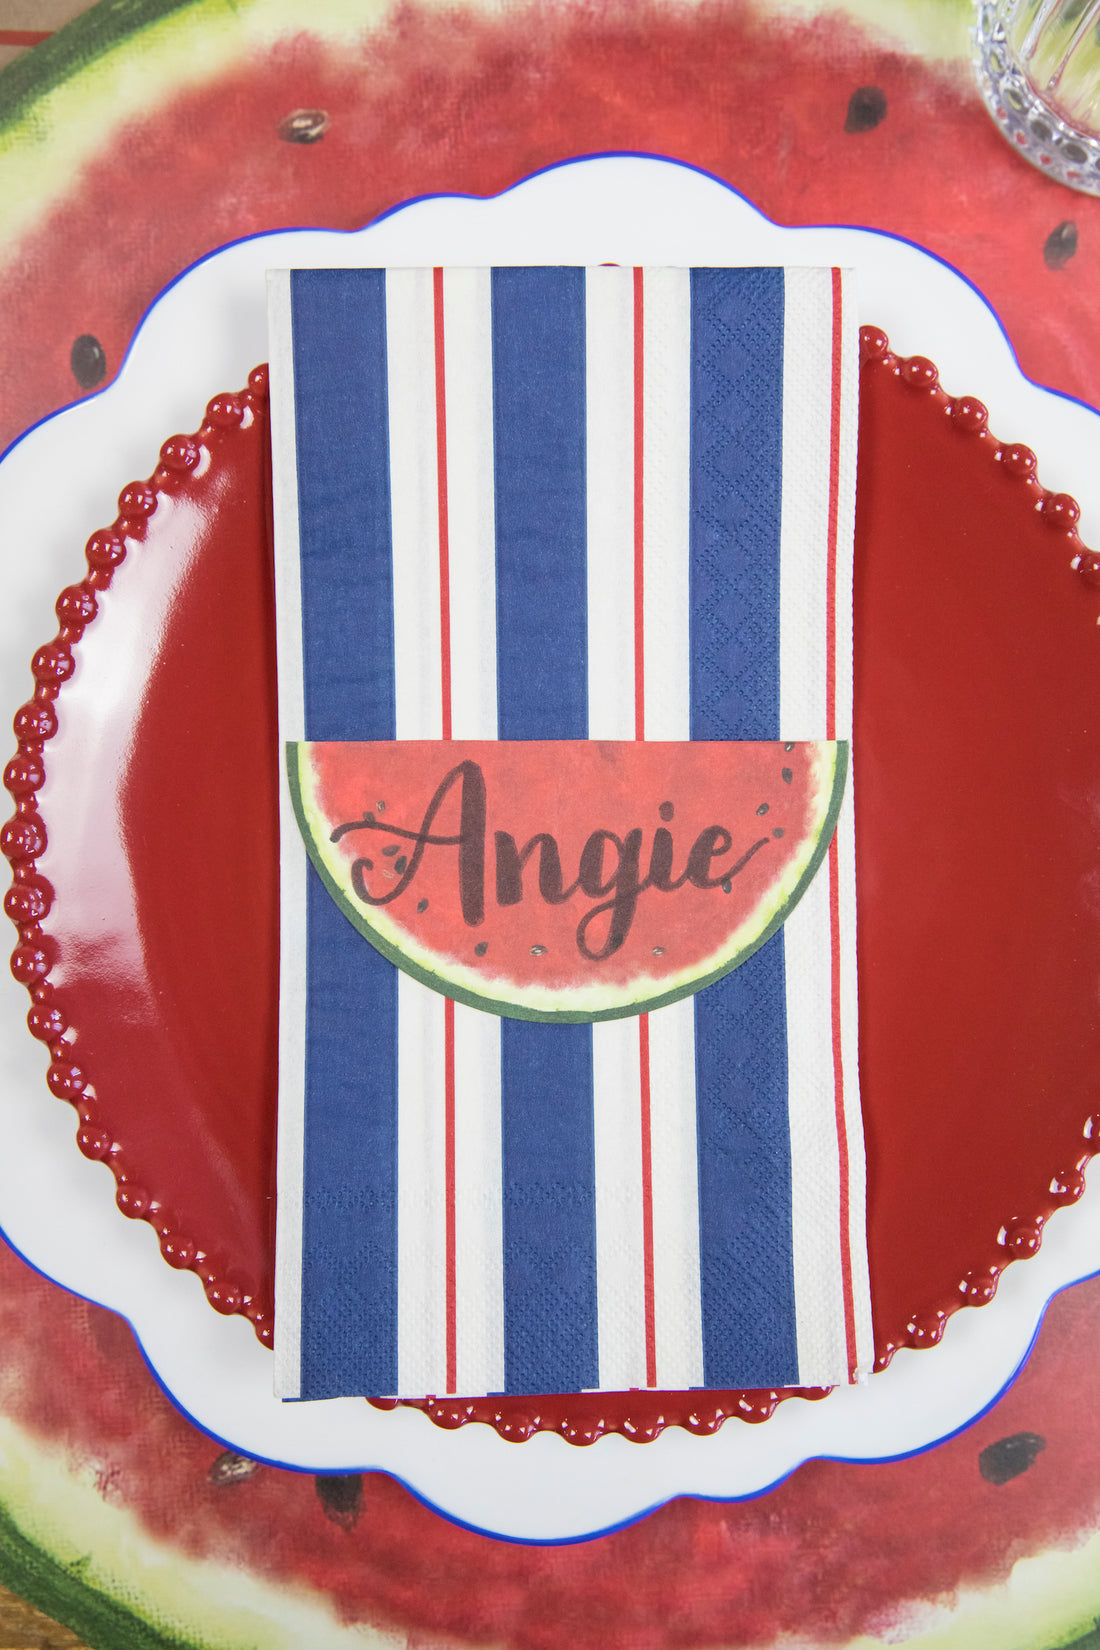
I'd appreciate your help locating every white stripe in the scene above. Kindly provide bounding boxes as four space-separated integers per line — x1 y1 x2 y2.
396 974 448 1397
832 268 859 740
783 857 849 1386
778 267 834 742
268 271 306 745
443 269 505 1397
453 1003 505 1394
584 266 648 1388
443 267 499 743
589 1053 649 1392
648 997 705 1388
388 268 443 741
593 1019 647 1389
641 267 692 742
389 268 449 1397
268 269 305 1398
585 265 636 742
639 267 703 1388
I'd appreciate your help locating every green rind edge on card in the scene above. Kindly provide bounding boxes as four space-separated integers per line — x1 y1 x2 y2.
286 740 848 1024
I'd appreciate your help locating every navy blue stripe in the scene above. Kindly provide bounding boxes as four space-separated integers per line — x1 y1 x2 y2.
688 268 784 742
491 267 589 739
292 269 399 1397
500 1021 597 1394
492 266 598 1394
692 933 795 1387
291 269 396 740
300 873 399 1397
689 269 798 1388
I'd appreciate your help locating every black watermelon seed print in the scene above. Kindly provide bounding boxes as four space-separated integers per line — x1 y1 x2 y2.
978 1432 1047 1484
70 333 106 388
1044 221 1078 270
845 86 887 133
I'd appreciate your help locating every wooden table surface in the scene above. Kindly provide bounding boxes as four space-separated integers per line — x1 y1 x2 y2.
0 1580 88 1649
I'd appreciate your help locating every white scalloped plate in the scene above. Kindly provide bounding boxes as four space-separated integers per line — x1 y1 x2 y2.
1 155 1099 1543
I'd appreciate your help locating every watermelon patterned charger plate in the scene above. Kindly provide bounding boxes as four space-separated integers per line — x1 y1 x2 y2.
1 159 1100 1542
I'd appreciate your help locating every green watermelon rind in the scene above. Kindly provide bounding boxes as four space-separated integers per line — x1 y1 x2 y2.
287 740 849 1024
0 0 200 141
0 1496 201 1650
0 1403 396 1650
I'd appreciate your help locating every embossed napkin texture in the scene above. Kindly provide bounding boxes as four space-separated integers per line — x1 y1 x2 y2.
269 267 872 1400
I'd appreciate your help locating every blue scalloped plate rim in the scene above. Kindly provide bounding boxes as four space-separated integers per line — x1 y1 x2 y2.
0 152 1098 1542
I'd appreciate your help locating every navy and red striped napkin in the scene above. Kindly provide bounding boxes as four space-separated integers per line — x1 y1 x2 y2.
269 267 873 1400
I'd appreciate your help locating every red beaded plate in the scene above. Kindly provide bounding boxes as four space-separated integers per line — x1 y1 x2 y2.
5 329 1100 1444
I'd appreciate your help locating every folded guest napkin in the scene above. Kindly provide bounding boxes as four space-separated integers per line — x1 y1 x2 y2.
268 265 873 1401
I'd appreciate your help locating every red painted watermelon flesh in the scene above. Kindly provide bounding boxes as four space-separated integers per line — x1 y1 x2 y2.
291 739 845 1020
3 1 1100 458
3 1226 1100 1648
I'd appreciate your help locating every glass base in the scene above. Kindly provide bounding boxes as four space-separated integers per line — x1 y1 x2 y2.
973 0 1100 196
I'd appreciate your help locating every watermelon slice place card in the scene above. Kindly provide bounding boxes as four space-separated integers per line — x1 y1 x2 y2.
268 265 874 1403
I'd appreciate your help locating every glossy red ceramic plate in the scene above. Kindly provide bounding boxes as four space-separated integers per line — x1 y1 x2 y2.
6 319 1100 1445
